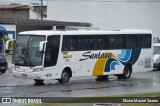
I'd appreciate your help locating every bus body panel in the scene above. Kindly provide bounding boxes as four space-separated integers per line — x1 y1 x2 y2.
11 30 153 81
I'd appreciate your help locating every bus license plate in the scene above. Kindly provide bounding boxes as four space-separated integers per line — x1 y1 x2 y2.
22 74 27 77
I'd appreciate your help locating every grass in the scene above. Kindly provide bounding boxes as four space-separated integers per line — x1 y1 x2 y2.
25 92 160 106
55 92 160 103
112 92 160 97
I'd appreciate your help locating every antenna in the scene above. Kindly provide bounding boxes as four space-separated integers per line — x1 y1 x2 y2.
40 0 43 20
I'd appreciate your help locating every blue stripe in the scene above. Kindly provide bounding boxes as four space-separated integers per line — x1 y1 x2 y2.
104 58 119 72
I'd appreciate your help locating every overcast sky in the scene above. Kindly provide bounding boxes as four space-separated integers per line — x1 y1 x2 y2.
0 0 159 6
0 0 47 5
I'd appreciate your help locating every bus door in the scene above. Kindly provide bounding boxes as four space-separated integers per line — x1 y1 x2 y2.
44 35 60 70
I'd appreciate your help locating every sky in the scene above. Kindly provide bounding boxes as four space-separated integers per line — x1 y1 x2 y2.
0 0 159 5
0 0 47 5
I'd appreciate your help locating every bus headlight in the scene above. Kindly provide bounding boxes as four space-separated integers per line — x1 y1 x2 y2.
33 68 43 72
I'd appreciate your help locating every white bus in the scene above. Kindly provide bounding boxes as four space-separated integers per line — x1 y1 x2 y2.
6 29 153 84
153 43 160 70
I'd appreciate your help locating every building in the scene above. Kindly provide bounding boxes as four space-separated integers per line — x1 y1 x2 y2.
31 5 47 19
0 3 91 40
47 0 160 36
0 4 29 19
30 5 47 20
0 19 91 40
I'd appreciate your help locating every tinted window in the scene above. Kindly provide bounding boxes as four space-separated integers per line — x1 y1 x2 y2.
44 35 60 67
78 36 94 50
138 34 151 48
95 35 104 50
116 35 125 49
126 35 138 49
154 46 160 54
109 36 116 49
153 37 160 43
62 36 77 51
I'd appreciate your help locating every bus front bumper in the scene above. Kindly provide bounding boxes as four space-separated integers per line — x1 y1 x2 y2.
12 70 44 80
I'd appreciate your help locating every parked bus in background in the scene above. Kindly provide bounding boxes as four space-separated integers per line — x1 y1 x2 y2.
153 36 160 43
0 26 6 55
6 29 153 84
0 26 8 73
153 43 160 70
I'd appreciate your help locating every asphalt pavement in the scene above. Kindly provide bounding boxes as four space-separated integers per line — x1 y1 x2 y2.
1 54 160 106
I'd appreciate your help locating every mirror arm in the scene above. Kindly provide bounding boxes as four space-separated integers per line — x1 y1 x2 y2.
39 41 47 52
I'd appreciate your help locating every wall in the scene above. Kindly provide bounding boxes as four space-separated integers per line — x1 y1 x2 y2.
0 9 29 19
47 0 160 36
30 6 47 20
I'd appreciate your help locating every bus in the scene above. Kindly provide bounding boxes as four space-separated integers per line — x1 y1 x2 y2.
0 35 4 54
0 26 6 55
153 43 160 70
6 29 153 84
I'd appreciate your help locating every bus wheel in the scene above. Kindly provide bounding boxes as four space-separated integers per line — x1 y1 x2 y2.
34 79 44 84
158 63 160 70
123 65 132 79
1 70 6 73
117 65 132 79
96 75 108 81
117 75 123 79
58 69 70 84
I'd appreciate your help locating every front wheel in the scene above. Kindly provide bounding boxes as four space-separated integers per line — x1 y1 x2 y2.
58 69 70 84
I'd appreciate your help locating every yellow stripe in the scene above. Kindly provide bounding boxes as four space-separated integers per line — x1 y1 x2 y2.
64 55 72 58
92 52 118 76
92 57 108 76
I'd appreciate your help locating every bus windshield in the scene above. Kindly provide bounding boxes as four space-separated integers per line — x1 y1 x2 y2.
13 35 46 66
154 46 160 54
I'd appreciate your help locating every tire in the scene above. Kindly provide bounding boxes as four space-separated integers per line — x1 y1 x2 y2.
1 70 6 73
58 69 70 84
117 75 124 79
96 75 108 81
97 75 108 79
158 63 160 70
34 79 44 84
117 65 132 79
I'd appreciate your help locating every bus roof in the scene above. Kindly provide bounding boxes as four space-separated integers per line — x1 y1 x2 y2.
18 29 152 36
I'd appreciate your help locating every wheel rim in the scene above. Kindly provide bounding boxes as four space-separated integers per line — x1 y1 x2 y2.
125 68 130 77
62 72 69 82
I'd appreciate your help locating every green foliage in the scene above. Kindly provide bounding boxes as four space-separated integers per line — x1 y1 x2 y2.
3 35 14 50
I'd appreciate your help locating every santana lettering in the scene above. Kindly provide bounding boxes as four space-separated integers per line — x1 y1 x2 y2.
79 51 112 61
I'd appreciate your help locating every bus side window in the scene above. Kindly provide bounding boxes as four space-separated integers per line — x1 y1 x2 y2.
109 36 116 49
62 37 70 51
62 36 77 51
94 35 105 50
116 35 125 49
126 35 138 49
78 36 94 51
138 34 151 48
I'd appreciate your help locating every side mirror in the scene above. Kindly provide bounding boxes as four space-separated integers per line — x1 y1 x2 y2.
39 41 47 52
6 39 15 50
